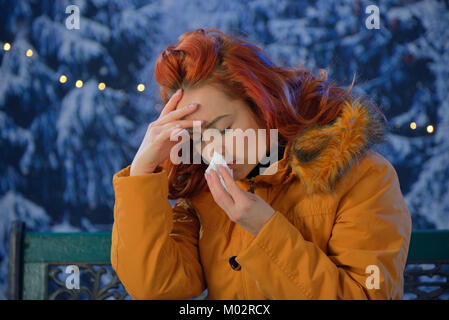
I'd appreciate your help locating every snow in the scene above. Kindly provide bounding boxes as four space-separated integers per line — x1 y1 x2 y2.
1 0 448 299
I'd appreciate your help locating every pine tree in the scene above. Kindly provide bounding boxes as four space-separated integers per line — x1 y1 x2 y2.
0 0 165 297
1 0 448 299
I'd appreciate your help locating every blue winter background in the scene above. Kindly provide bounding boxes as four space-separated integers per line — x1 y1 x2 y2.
0 0 448 299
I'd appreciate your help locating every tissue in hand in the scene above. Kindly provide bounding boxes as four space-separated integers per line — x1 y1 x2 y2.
205 151 234 192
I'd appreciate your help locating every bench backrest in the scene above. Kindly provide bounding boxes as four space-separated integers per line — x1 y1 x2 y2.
7 221 449 300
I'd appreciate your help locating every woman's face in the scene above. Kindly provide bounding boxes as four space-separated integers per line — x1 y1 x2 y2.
176 84 267 180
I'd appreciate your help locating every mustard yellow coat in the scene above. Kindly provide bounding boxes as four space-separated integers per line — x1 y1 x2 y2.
111 100 412 300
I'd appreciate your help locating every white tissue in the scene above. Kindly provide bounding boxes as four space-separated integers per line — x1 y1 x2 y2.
205 151 233 192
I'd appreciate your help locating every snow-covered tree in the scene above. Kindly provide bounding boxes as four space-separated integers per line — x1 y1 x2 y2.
0 0 448 299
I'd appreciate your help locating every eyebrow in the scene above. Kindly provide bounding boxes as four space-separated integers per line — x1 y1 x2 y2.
185 114 231 135
204 114 231 129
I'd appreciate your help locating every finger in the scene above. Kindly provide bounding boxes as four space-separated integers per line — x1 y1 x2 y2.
157 119 204 142
206 169 234 211
159 119 203 132
217 165 247 200
159 88 183 118
157 124 190 143
206 170 234 211
156 103 199 126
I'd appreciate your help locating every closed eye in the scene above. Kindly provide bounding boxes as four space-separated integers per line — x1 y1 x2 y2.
219 126 232 135
186 124 232 141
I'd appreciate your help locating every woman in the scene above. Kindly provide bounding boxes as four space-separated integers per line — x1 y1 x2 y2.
111 29 412 300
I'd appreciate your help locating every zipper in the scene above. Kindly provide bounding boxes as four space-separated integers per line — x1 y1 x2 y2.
241 261 249 299
241 177 255 299
247 177 255 193
240 217 250 300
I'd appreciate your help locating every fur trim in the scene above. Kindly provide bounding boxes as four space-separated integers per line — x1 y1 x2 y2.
288 99 388 196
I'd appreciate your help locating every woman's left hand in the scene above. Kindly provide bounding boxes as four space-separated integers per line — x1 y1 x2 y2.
204 165 275 236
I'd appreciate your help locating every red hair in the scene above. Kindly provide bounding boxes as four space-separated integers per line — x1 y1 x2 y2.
154 28 385 199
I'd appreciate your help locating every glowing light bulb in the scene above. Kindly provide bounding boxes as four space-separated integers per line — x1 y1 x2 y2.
75 80 83 88
3 42 11 51
26 49 33 57
137 83 145 92
410 122 417 130
59 75 67 84
98 82 106 90
426 125 434 134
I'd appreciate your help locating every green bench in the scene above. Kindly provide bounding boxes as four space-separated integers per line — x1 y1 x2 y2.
7 220 449 300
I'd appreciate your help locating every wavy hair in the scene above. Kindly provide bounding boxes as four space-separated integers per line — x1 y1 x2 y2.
154 28 385 199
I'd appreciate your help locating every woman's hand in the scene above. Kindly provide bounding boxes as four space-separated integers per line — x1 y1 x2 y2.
205 165 276 236
130 88 201 176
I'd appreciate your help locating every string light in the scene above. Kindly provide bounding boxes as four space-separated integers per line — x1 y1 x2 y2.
3 42 11 51
0 43 438 137
59 75 67 84
0 43 144 94
137 83 145 92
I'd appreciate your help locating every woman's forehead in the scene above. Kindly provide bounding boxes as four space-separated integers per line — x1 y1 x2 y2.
179 100 234 122
180 103 212 121
176 85 233 114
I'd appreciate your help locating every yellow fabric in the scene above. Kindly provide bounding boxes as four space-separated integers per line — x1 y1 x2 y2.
111 99 412 300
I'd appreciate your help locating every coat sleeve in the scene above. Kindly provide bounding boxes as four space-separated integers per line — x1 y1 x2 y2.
235 154 412 300
111 165 206 300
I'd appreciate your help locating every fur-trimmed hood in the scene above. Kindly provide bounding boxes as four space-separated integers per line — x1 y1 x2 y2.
286 99 388 195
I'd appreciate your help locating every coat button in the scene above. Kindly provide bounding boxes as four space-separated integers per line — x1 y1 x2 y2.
229 256 241 270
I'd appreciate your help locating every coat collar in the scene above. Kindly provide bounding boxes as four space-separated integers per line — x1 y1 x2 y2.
249 99 388 196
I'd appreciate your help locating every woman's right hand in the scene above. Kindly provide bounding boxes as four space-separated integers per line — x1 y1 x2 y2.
130 88 200 176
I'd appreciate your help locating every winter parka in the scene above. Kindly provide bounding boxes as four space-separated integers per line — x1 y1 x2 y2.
111 99 412 300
